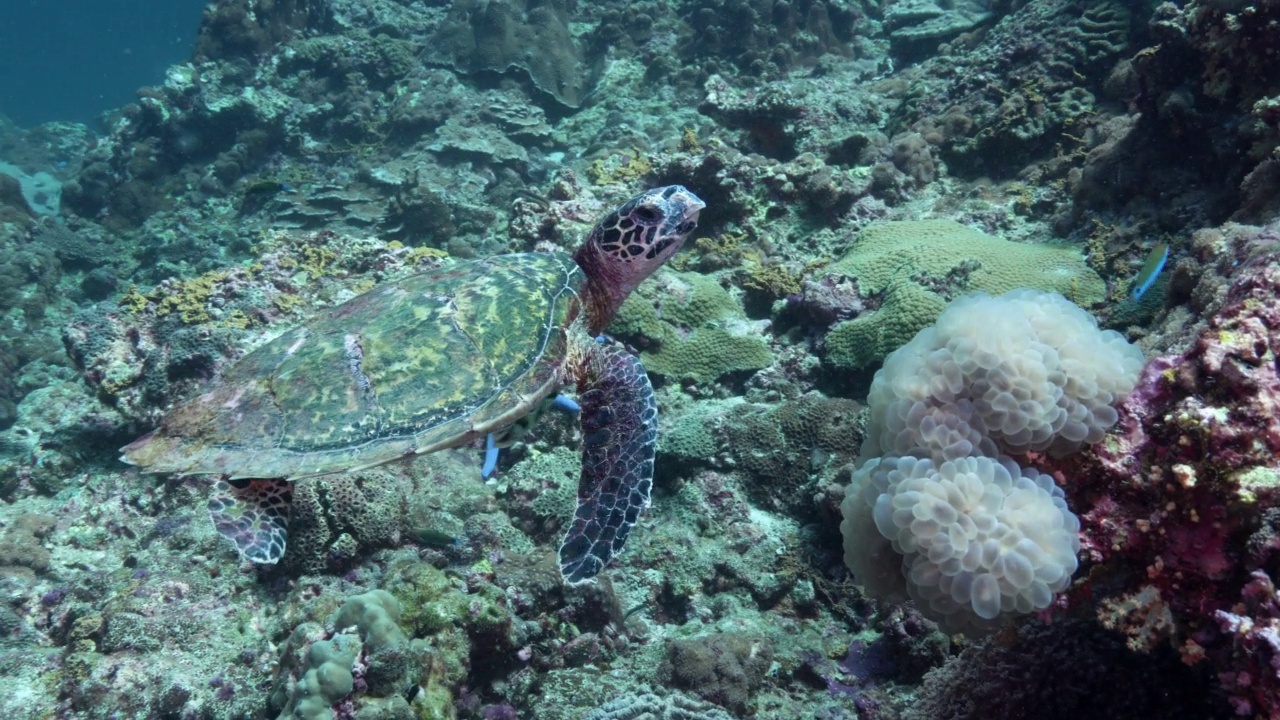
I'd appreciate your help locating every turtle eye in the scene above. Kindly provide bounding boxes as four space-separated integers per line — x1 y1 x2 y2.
631 204 663 225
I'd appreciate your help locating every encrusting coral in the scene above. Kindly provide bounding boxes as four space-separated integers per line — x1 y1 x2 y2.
610 269 773 385
1038 238 1280 718
842 289 1145 634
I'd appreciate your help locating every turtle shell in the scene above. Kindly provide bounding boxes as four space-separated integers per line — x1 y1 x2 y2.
123 252 585 479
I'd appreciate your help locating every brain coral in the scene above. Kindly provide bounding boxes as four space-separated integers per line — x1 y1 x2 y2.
842 289 1144 634
823 220 1106 371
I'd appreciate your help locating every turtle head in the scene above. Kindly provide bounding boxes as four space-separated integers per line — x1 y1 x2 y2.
575 185 705 333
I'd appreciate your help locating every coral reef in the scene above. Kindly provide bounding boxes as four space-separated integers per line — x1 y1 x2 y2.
427 0 597 108
723 392 864 516
270 589 436 718
1 0 1277 715
1061 0 1280 228
842 289 1144 634
905 618 1227 720
284 470 405 574
657 632 774 713
675 0 867 79
821 220 1107 371
611 270 773 386
583 688 736 720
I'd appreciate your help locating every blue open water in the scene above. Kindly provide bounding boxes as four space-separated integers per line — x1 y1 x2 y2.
0 0 206 127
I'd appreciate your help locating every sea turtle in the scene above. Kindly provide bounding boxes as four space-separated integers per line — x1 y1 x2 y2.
121 185 705 584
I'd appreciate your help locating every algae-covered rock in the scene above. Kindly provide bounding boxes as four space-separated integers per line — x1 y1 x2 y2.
823 220 1104 371
657 632 774 714
382 558 518 682
724 392 863 514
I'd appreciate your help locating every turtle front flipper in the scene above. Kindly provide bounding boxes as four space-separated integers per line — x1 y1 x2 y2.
208 478 292 564
559 341 657 584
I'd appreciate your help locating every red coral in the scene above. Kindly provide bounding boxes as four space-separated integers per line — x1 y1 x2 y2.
1213 571 1280 717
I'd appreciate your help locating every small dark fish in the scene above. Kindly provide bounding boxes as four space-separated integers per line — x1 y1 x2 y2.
410 527 458 547
1130 242 1169 300
239 179 291 215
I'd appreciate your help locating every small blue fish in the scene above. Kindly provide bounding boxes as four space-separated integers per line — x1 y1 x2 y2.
550 395 581 413
1130 242 1169 301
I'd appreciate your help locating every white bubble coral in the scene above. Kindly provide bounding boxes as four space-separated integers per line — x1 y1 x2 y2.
841 455 1080 633
842 289 1144 635
862 289 1146 461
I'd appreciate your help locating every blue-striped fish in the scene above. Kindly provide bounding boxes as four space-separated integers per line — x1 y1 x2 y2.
1130 242 1169 301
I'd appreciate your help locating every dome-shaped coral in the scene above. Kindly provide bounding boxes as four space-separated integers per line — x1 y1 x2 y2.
843 455 1080 634
843 289 1143 635
862 289 1145 461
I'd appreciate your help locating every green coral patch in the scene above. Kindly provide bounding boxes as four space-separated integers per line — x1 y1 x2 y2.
611 270 772 385
823 220 1104 370
644 328 774 384
825 279 948 372
659 412 721 464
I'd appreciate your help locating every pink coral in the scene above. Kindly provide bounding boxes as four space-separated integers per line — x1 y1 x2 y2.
1041 250 1280 717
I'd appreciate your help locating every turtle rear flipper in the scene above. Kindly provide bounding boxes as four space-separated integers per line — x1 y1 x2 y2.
208 478 292 564
559 342 656 584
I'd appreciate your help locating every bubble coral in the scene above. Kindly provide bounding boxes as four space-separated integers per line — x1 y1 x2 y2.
847 455 1079 632
842 289 1143 634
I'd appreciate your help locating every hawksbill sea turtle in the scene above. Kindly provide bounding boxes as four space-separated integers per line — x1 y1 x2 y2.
121 185 706 584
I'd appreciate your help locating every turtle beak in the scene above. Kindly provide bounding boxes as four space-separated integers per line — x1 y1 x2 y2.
654 185 704 257
664 185 705 237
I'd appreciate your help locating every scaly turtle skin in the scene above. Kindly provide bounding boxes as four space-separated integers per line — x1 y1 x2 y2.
122 185 705 583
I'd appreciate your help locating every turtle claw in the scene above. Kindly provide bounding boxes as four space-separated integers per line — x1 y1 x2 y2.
559 342 656 584
208 478 292 564
481 433 500 479
479 394 581 479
